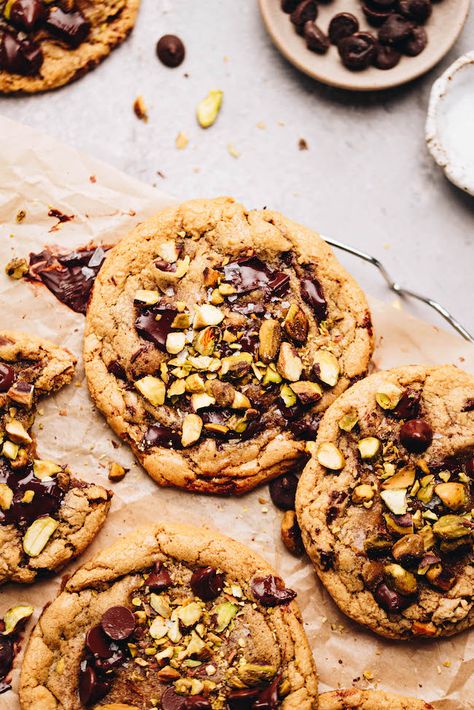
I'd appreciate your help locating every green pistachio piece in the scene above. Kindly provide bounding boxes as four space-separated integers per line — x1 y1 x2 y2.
375 383 402 410
2 604 34 636
280 383 297 408
316 442 345 471
434 483 469 511
237 664 278 687
384 563 417 596
197 90 223 128
357 437 381 460
215 602 238 632
338 411 358 432
23 516 59 557
432 515 472 540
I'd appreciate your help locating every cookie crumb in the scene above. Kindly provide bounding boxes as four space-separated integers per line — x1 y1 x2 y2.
298 138 309 151
227 143 240 159
16 209 26 223
108 462 127 482
176 131 189 150
133 96 148 122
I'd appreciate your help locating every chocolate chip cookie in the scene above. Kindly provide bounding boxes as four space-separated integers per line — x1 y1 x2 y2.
19 521 318 709
84 197 373 494
319 689 433 709
296 365 474 639
0 330 111 584
0 0 140 94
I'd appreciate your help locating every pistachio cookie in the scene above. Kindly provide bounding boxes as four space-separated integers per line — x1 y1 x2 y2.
0 330 111 584
19 521 318 709
0 0 140 94
296 364 474 639
319 689 434 709
84 197 373 494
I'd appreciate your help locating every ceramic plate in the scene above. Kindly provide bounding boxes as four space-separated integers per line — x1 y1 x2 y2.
259 0 471 91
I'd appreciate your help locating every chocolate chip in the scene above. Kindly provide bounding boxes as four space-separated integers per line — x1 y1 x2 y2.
46 8 91 48
304 21 329 54
361 1 393 27
328 13 359 45
378 13 414 45
78 663 109 706
145 561 173 591
373 43 401 69
398 0 432 23
253 675 281 710
0 31 43 76
290 1 318 34
227 688 262 710
401 25 427 56
251 574 296 606
190 566 225 601
144 423 182 449
156 34 185 67
0 463 64 528
300 276 327 321
100 606 135 641
135 307 177 350
8 0 46 32
85 625 113 659
399 419 433 453
269 472 299 510
374 582 410 613
392 388 420 420
462 398 474 412
0 363 15 392
184 697 212 710
288 412 321 440
0 638 13 680
319 549 335 570
338 32 377 70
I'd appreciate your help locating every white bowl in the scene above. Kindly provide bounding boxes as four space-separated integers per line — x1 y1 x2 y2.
426 51 474 196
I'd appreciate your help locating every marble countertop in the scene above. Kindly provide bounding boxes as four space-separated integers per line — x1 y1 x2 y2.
1 0 473 337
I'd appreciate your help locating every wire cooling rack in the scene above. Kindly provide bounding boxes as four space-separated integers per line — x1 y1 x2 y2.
325 237 474 344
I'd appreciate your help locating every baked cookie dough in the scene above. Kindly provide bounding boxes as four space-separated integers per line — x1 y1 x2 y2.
296 365 474 639
319 689 433 709
0 0 140 94
84 197 373 494
19 521 318 709
0 330 111 584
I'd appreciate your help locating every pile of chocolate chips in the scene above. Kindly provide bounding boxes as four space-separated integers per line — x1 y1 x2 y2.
0 0 91 77
281 0 434 72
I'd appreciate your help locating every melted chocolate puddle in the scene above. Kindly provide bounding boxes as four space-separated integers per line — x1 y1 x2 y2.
0 460 64 528
28 246 108 315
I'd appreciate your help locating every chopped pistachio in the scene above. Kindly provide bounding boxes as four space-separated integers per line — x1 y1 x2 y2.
2 604 34 635
23 516 59 557
2 440 19 460
168 379 186 397
193 304 224 329
312 350 340 387
352 484 374 504
220 353 252 379
185 374 206 393
166 332 186 354
280 383 297 408
277 342 303 382
0 483 13 510
5 257 29 280
258 319 282 363
231 391 251 409
149 617 168 640
5 419 32 445
290 380 322 405
375 383 402 410
181 413 203 447
21 490 35 504
178 602 202 627
7 381 34 408
433 515 471 540
237 664 277 686
108 462 126 482
338 411 358 432
380 489 407 515
262 363 283 386
197 89 223 128
382 466 415 490
357 436 381 460
158 241 179 263
33 459 62 480
316 442 345 471
190 393 215 411
384 563 417 596
134 289 160 305
135 376 166 406
434 483 468 511
194 327 219 356
283 303 308 343
215 602 238 632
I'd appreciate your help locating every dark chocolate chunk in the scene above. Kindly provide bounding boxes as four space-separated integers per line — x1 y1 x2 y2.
0 363 15 392
253 675 281 710
378 14 414 45
46 7 91 48
269 472 299 511
0 31 43 76
190 566 225 601
300 276 327 321
85 625 113 659
401 25 427 56
361 1 393 27
227 688 261 710
0 462 64 528
107 360 127 381
392 388 420 420
143 423 182 449
135 307 177 351
156 34 185 67
399 419 433 453
161 687 187 710
251 574 296 606
398 0 432 23
373 43 401 69
184 697 212 710
462 398 474 412
78 663 109 706
290 1 318 34
374 582 411 613
145 561 173 591
0 638 13 682
328 12 359 45
222 256 288 297
100 606 135 641
8 0 46 32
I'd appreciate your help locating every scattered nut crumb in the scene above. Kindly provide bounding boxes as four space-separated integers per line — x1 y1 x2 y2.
256 121 266 130
5 257 28 280
363 670 374 680
258 497 267 505
133 96 148 122
89 175 97 184
175 131 189 150
227 143 240 159
261 507 268 514
16 209 26 223
108 461 128 482
58 409 68 417
298 138 309 151
442 660 452 668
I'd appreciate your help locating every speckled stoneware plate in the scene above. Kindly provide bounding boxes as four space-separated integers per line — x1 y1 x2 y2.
259 0 470 91
426 51 474 196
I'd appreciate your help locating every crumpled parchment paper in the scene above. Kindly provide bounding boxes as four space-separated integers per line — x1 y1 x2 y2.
0 115 472 709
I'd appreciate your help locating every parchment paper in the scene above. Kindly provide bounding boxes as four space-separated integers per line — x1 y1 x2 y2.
0 115 472 709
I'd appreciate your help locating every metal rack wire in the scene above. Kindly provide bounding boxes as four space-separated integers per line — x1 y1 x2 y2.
324 237 474 344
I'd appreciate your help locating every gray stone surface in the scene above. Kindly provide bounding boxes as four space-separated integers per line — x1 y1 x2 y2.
1 0 472 335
